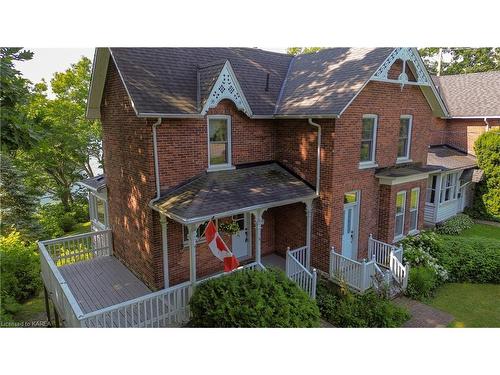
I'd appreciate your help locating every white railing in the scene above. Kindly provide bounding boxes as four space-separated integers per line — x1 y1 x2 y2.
39 241 85 327
329 249 374 293
80 281 193 328
390 252 410 289
42 229 112 266
286 247 317 299
368 234 401 267
196 261 264 284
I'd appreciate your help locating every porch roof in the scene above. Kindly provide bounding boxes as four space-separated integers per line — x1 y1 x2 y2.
152 163 316 223
78 174 107 192
427 145 477 171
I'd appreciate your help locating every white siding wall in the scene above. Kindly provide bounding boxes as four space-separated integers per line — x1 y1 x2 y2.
424 203 436 224
436 199 460 223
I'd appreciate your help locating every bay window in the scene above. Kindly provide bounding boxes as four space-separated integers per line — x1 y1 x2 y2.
359 114 378 166
440 173 457 203
394 191 406 239
426 175 438 204
208 116 231 169
397 115 412 161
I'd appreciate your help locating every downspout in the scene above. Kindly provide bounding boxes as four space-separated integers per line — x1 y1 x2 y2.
484 117 490 131
308 118 322 196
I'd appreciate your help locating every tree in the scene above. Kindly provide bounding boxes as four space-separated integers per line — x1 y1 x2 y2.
0 48 36 153
17 57 101 210
287 47 323 56
419 48 500 75
0 154 42 239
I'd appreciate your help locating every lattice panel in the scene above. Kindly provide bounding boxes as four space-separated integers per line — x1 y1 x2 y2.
202 62 252 116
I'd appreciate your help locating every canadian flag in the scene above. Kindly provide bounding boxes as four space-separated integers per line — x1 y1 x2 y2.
204 220 240 272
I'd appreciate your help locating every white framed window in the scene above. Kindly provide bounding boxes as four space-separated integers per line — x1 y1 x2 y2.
183 220 218 247
207 115 231 170
359 114 378 167
397 115 412 161
89 193 108 229
440 173 457 203
409 188 419 232
426 175 438 204
394 191 406 239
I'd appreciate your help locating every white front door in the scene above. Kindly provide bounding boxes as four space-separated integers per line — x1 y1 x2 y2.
231 214 249 260
342 192 359 260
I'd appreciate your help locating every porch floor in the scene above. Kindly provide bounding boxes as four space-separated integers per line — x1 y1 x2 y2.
59 256 151 314
262 253 285 271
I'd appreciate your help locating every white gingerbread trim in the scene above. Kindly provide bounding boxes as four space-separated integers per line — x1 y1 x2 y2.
201 61 253 117
371 47 431 86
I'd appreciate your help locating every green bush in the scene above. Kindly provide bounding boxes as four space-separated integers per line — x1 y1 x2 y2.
436 214 474 235
189 268 320 327
36 202 88 238
430 236 500 283
474 129 500 219
316 281 410 327
405 266 439 300
0 231 42 321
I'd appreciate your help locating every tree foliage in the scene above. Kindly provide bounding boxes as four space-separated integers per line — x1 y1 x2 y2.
287 47 323 56
16 57 101 210
419 47 500 75
0 47 36 152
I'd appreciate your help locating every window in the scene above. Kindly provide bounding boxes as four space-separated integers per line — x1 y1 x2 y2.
426 175 438 204
359 115 378 165
89 193 107 228
394 191 406 239
208 116 231 169
397 115 412 160
409 188 419 232
440 173 457 203
183 220 216 246
96 198 106 224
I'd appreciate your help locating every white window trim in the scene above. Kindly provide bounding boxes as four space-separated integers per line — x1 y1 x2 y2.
394 190 407 241
409 187 420 233
359 114 378 168
439 172 458 204
397 115 412 162
207 115 233 171
426 175 438 206
89 192 108 229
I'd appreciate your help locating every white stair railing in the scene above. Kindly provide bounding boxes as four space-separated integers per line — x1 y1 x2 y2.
390 252 410 289
368 234 399 268
329 248 374 293
286 247 317 299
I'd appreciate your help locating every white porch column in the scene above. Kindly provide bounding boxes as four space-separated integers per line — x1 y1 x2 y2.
187 223 201 285
160 214 169 288
253 209 266 265
304 199 313 270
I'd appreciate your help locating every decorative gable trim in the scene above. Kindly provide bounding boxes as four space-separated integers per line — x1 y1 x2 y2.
200 61 253 117
371 48 431 86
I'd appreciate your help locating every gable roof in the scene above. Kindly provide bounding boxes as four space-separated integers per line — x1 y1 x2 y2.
87 47 447 119
433 71 500 118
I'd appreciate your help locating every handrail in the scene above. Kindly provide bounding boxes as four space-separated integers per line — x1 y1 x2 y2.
286 247 316 299
41 229 111 245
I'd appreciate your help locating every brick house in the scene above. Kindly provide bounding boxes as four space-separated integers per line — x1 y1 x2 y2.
39 48 451 327
424 71 500 224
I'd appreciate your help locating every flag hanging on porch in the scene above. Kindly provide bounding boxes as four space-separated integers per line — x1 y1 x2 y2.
204 220 240 272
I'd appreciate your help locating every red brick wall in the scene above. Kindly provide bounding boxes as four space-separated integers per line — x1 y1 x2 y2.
100 61 161 289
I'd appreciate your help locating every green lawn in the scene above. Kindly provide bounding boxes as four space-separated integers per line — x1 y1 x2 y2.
13 292 47 324
428 283 500 327
459 223 500 241
63 221 91 236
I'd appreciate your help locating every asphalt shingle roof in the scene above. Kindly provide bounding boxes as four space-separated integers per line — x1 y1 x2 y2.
427 145 477 170
153 163 315 222
79 175 107 191
109 48 396 117
433 71 500 117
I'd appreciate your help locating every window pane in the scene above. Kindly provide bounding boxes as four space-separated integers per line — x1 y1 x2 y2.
362 118 374 139
399 118 410 137
398 138 407 157
396 192 405 213
360 141 372 161
410 189 419 209
96 199 105 224
344 192 357 204
210 143 227 165
410 211 417 230
209 119 227 141
395 215 404 237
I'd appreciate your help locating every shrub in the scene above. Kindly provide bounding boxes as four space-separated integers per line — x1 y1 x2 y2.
189 268 320 327
0 231 41 305
474 129 500 219
401 231 448 282
36 202 88 238
405 266 439 300
436 214 474 235
431 236 500 283
316 281 410 328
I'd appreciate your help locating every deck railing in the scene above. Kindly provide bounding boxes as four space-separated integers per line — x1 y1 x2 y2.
329 249 374 293
286 247 317 299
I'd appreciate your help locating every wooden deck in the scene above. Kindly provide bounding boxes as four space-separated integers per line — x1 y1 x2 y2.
59 256 151 314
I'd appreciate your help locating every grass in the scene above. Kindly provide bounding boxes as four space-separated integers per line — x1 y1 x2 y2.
12 292 47 324
459 223 500 241
428 283 500 327
63 221 91 237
